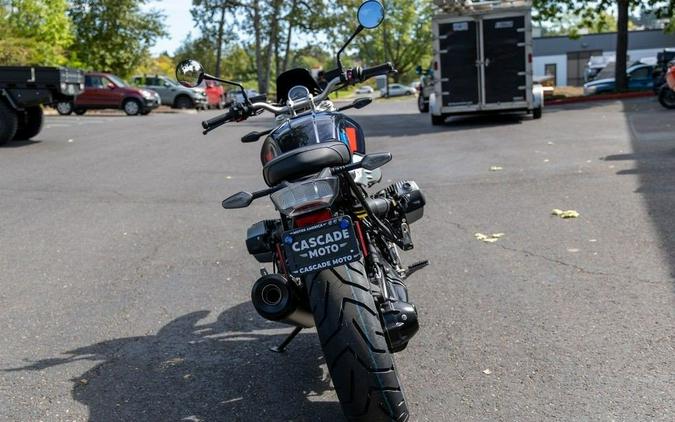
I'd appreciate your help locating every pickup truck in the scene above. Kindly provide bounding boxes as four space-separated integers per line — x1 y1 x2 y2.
0 66 84 145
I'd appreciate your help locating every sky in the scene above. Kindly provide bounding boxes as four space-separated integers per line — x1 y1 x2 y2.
144 0 328 57
145 0 195 55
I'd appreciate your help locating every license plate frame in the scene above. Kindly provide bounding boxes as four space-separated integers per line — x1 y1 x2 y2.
281 216 362 276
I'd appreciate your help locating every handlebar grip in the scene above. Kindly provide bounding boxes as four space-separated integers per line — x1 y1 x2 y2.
202 109 236 130
361 62 396 81
248 94 267 104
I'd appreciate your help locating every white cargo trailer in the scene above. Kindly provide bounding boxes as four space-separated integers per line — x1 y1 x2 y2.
429 0 544 125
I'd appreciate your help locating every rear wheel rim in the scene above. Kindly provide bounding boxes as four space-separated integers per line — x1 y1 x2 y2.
125 101 139 115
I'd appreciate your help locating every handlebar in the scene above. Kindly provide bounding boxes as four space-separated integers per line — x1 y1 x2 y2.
202 108 239 132
201 62 396 134
360 62 396 82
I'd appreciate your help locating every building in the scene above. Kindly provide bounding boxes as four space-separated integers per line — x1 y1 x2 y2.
533 30 675 86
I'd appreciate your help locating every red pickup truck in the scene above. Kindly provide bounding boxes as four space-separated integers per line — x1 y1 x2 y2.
204 80 226 109
56 72 160 116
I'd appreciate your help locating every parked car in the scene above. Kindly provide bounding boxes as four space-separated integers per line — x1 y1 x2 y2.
583 64 655 95
225 88 260 107
585 55 616 82
132 75 207 109
380 83 417 98
355 85 374 94
56 72 160 116
204 80 226 109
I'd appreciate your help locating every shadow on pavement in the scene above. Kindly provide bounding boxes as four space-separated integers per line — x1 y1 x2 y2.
606 100 675 283
6 303 341 422
354 112 526 138
0 139 41 148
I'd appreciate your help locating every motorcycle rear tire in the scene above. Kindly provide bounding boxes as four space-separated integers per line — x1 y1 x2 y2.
306 261 409 422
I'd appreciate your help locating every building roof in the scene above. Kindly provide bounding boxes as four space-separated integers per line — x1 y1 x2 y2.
533 29 675 56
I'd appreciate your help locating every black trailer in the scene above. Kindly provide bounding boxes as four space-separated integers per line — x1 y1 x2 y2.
0 66 84 145
429 1 543 125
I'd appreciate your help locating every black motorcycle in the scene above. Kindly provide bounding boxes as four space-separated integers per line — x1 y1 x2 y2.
176 2 426 421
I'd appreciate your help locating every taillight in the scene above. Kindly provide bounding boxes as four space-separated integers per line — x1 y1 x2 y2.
434 61 438 71
270 177 339 217
294 209 333 228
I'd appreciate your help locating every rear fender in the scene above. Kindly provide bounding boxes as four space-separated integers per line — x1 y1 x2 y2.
429 92 441 116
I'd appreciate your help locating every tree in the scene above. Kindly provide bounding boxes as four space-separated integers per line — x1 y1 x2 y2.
174 34 257 85
190 0 240 77
174 34 219 76
325 0 433 83
68 0 167 78
0 0 73 66
534 0 675 91
134 53 176 78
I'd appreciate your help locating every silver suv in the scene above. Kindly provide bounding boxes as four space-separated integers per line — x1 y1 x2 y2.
133 75 207 109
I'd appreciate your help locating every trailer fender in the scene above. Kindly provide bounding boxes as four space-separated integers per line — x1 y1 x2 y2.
429 92 442 116
532 84 544 110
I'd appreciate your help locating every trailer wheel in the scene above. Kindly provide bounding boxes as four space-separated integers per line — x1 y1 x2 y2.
533 106 543 120
0 100 19 145
13 106 43 140
431 113 445 126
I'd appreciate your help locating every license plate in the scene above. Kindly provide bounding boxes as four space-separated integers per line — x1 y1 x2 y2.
281 216 362 276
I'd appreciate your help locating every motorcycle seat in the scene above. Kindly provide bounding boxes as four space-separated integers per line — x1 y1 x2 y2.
263 142 351 187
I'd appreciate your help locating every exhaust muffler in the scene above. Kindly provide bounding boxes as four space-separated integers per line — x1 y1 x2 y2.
251 274 315 328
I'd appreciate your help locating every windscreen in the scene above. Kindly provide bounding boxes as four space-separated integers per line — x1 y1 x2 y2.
272 113 338 153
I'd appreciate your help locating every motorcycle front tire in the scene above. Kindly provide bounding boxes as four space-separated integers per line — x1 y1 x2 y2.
306 261 409 422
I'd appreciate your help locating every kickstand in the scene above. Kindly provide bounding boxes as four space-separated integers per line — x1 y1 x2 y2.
269 326 302 353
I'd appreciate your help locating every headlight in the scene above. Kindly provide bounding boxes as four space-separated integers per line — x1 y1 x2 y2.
270 177 339 217
141 90 154 99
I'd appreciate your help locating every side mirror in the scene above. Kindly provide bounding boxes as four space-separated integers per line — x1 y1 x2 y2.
222 191 254 209
107 83 115 90
336 1 385 72
361 152 392 170
358 0 385 29
176 59 204 88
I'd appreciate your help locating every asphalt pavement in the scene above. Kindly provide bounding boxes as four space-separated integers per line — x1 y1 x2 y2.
1 98 673 421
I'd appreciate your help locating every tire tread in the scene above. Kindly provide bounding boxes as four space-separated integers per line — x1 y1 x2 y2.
307 261 409 422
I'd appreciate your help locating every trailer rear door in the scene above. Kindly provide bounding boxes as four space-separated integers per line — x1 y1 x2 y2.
438 20 479 107
482 16 526 104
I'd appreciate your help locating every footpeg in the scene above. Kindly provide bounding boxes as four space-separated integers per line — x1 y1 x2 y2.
405 260 429 278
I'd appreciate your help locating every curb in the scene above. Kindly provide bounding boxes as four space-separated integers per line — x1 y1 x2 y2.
545 91 654 106
43 107 199 116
